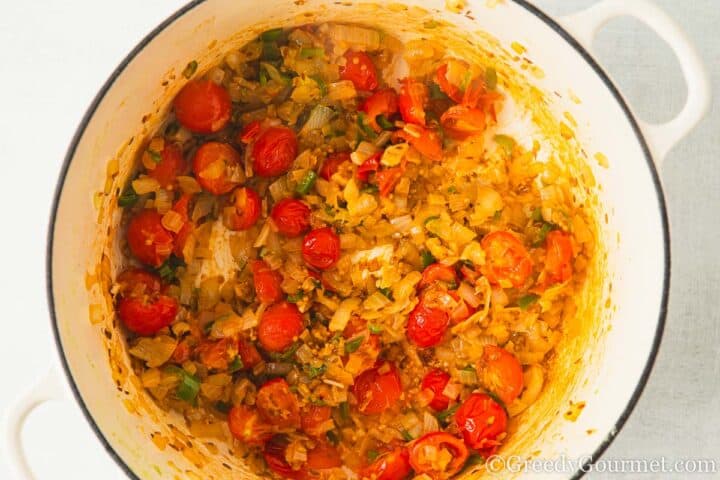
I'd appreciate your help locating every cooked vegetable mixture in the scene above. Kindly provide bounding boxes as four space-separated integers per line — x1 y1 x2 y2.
114 22 588 480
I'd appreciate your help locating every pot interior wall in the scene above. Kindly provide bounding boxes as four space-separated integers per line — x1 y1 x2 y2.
50 0 666 478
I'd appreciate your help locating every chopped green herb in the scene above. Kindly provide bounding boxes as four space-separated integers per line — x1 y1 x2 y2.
435 403 460 425
310 75 328 97
400 429 414 442
367 449 380 461
259 69 268 86
429 82 450 100
485 67 498 90
166 366 200 404
361 184 379 194
182 60 198 79
118 185 139 207
286 291 305 303
494 134 516 155
534 223 554 246
377 115 394 130
156 256 184 282
518 294 539 310
461 453 485 474
203 320 215 335
447 185 458 194
228 356 244 373
323 204 336 217
306 363 327 379
270 342 300 361
148 150 162 164
300 47 325 59
369 324 383 334
357 113 377 139
424 215 440 226
260 27 284 42
261 42 282 61
378 287 393 299
326 430 340 445
311 398 328 406
164 122 179 137
339 401 350 422
296 171 318 195
484 389 509 415
344 336 365 354
531 208 543 222
214 401 232 414
493 209 503 221
421 250 436 269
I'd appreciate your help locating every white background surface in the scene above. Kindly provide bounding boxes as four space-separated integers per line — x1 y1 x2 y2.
0 1 717 479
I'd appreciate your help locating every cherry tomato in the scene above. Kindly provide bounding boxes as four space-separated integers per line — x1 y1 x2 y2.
406 299 450 348
271 198 311 237
225 186 261 231
301 405 332 437
116 269 178 336
461 75 489 110
258 301 304 353
340 51 378 91
196 338 234 370
356 152 381 182
477 345 524 405
256 378 301 428
126 210 174 267
480 231 533 288
375 166 405 197
252 126 299 177
171 194 194 260
360 447 412 480
418 263 458 290
454 393 508 456
237 339 263 370
435 63 463 103
173 79 231 134
302 227 341 270
305 443 342 471
396 125 442 161
320 152 350 180
361 88 398 132
192 141 242 195
421 369 454 411
171 340 191 364
264 437 300 479
148 143 184 188
238 120 262 144
228 405 272 446
352 362 403 415
398 78 428 125
440 105 487 140
544 230 573 285
409 432 468 480
251 259 284 304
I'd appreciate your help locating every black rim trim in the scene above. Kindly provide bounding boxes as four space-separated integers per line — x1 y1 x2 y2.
45 1 670 479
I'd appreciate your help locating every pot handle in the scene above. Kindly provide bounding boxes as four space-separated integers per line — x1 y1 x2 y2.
4 368 66 480
559 0 711 166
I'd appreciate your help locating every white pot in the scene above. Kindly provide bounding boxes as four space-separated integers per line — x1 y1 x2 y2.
7 0 710 479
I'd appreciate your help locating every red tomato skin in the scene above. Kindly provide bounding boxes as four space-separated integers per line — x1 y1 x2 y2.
258 301 304 353
352 362 403 415
192 141 242 195
396 126 442 161
237 339 263 369
148 143 184 188
118 293 178 336
173 80 231 134
264 437 301 479
454 393 508 456
320 152 350 180
361 88 398 131
116 268 162 295
398 79 428 125
256 378 301 428
356 153 381 182
544 230 573 285
251 259 284 304
225 187 261 231
375 166 405 197
302 227 341 270
228 405 272 446
301 405 332 437
360 448 412 480
440 105 487 140
252 126 299 177
406 301 450 348
435 63 463 103
409 432 468 479
340 51 379 91
418 263 458 290
126 210 174 267
477 345 524 405
480 231 533 288
271 198 311 237
421 369 453 411
305 443 343 471
238 120 262 144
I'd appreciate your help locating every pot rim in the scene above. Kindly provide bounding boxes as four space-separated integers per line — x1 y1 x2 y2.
45 1 670 479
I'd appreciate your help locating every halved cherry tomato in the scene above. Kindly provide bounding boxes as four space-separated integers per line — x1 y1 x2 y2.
454 392 508 457
148 143 184 188
461 75 487 109
361 88 398 132
252 126 299 177
228 405 272 446
305 443 342 471
353 362 403 415
116 268 178 336
480 231 533 288
271 198 311 237
264 437 300 479
126 210 174 267
237 339 263 370
360 447 411 480
421 369 453 411
258 301 304 353
173 79 231 134
418 263 458 290
409 432 469 480
196 338 235 370
225 186 261 231
256 378 301 428
435 63 463 103
320 152 350 180
301 405 332 437
398 78 428 125
302 227 341 270
440 105 486 140
238 120 262 144
477 345 524 405
340 51 378 91
171 194 194 260
544 230 573 285
375 166 405 197
406 299 450 348
251 259 284 304
356 152 381 182
192 141 242 195
396 125 442 161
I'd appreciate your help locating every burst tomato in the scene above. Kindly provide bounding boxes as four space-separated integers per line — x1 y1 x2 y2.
440 104 487 140
192 141 242 195
148 142 184 188
263 437 300 479
302 227 341 270
352 362 403 415
225 186 261 231
480 231 533 288
116 269 178 336
173 79 231 134
301 405 332 437
252 126 299 177
360 447 412 480
454 393 508 456
435 63 463 103
398 78 428 125
320 152 350 180
421 369 454 411
409 432 468 479
251 259 283 304
126 210 174 267
305 443 343 471
196 338 235 370
237 339 263 370
375 166 405 197
258 301 304 353
406 300 450 348
356 153 381 182
238 120 262 144
544 230 573 285
256 378 301 428
477 345 524 405
418 263 458 290
271 198 311 237
340 51 378 91
396 125 442 161
361 88 398 131
228 405 272 446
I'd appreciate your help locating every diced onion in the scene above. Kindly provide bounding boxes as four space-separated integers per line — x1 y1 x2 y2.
441 381 462 399
300 104 334 135
327 24 381 50
327 80 357 101
381 143 409 167
132 176 160 195
350 141 379 165
329 297 361 332
161 210 184 233
177 176 202 194
457 282 481 308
